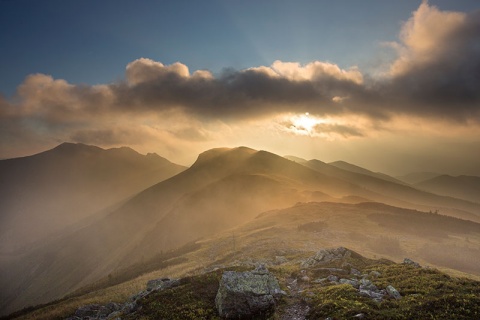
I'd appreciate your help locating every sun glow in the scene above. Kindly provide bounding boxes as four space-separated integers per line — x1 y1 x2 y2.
289 112 325 135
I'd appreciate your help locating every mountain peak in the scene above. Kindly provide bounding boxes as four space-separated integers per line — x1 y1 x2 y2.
192 146 257 168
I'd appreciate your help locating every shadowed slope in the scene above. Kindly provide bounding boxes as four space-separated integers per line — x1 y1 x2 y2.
415 175 480 204
0 142 186 252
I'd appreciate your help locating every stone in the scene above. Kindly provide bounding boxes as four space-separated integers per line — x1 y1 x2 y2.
350 268 362 276
369 270 381 278
386 285 402 300
74 304 101 318
359 278 377 291
327 275 339 282
215 265 284 319
301 247 351 267
359 289 384 302
339 278 359 288
403 258 420 268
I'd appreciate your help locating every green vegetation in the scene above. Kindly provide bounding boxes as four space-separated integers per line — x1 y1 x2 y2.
307 263 480 319
126 266 252 320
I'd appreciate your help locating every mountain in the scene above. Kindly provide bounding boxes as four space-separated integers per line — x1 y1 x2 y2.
328 160 406 185
0 142 186 252
1 146 480 316
415 175 480 204
295 159 480 222
396 171 441 185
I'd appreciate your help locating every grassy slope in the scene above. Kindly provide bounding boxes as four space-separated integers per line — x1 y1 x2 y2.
11 201 480 320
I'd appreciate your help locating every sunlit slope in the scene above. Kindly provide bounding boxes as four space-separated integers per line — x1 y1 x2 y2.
0 142 186 251
415 175 480 204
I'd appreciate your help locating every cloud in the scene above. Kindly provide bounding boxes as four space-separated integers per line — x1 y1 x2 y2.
385 1 480 120
0 2 479 159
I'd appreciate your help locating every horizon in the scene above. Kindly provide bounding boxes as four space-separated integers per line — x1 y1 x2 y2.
1 0 479 176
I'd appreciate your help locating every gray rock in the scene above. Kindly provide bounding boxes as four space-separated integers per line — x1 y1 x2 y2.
386 285 402 300
215 265 284 319
359 278 377 291
339 278 359 288
74 304 101 318
350 268 361 276
369 270 381 278
301 247 351 267
403 258 420 268
359 289 384 302
353 313 365 319
327 275 339 282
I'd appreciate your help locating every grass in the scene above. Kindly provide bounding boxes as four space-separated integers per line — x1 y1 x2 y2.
306 263 480 320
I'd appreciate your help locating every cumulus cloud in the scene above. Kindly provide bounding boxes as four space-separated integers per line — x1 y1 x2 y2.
386 1 480 120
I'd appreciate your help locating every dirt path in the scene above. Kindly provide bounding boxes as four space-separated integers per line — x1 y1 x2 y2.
280 277 310 320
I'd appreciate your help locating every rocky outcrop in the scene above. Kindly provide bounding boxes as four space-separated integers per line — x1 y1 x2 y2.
215 265 285 319
301 247 351 268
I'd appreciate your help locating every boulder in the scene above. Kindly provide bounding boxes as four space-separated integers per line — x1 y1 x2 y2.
215 265 284 319
386 285 402 300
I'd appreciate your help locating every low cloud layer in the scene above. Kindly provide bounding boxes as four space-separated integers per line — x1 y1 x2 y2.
0 1 479 166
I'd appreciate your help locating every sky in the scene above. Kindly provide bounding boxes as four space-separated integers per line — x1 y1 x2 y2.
0 0 479 176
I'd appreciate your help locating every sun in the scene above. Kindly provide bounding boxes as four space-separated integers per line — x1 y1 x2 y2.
289 112 324 135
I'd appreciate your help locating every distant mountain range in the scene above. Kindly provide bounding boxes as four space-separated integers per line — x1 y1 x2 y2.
1 144 479 316
0 142 186 252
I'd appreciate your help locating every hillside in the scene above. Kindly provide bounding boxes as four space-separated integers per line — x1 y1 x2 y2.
8 201 480 320
0 142 186 252
1 146 479 317
328 160 406 185
295 159 480 222
415 175 480 204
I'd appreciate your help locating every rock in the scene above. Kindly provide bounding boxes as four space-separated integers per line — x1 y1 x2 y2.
353 313 365 319
369 270 381 278
74 304 101 318
386 285 402 300
339 278 359 288
301 247 351 267
146 278 180 291
359 278 377 291
350 268 361 276
327 275 339 282
359 289 384 302
403 258 420 268
215 265 284 319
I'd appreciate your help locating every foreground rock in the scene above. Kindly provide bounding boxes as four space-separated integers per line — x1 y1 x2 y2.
215 265 285 319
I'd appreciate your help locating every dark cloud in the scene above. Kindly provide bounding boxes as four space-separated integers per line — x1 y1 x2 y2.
384 5 480 121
